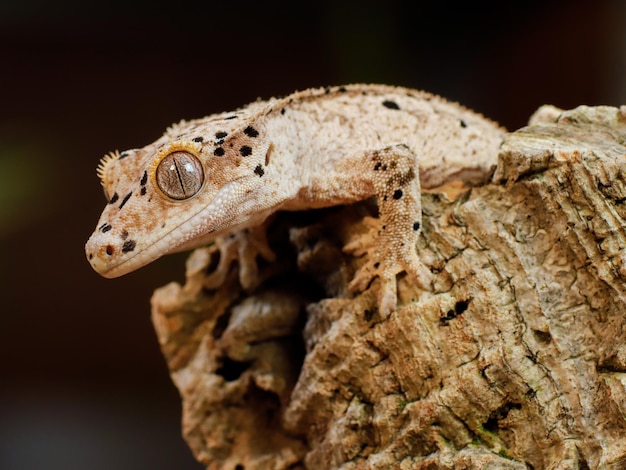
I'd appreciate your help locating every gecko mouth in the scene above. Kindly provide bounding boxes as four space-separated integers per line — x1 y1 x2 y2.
87 235 166 278
86 207 202 278
86 193 233 278
86 177 255 278
89 215 216 278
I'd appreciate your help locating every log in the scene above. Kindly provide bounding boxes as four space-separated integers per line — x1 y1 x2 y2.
151 104 626 469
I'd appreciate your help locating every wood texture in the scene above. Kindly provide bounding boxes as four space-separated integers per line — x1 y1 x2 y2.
151 104 626 469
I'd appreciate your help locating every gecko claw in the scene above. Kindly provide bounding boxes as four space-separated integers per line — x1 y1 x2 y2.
348 256 432 316
345 218 433 316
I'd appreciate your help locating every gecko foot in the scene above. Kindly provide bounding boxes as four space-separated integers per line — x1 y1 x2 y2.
345 216 433 316
204 225 276 290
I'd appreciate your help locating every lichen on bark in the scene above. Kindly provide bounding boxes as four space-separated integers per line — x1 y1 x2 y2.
151 105 626 469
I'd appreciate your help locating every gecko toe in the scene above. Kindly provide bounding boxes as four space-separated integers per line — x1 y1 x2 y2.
348 263 377 294
403 256 434 290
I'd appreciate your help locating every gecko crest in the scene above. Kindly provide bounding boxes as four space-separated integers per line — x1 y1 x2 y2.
97 150 120 183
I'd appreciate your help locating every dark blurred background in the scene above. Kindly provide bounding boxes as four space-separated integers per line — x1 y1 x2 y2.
0 1 623 468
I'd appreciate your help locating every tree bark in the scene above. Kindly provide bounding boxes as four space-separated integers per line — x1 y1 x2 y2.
151 104 626 469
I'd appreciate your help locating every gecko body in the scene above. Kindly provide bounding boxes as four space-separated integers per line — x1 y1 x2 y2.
86 84 505 314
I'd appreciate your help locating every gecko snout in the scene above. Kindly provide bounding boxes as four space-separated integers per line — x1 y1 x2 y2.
85 228 139 278
85 238 118 278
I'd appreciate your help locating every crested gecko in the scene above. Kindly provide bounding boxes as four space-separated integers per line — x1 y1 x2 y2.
86 84 504 314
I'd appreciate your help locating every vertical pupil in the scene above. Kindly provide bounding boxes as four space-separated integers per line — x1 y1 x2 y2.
156 151 204 200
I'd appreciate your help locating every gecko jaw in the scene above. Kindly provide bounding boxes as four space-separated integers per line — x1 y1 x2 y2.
85 208 198 278
85 185 241 278
86 235 164 279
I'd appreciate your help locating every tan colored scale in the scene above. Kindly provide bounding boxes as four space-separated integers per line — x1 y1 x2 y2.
86 84 505 314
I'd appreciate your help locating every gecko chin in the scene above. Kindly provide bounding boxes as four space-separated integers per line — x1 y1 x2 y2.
86 247 147 279
96 264 130 279
89 248 168 279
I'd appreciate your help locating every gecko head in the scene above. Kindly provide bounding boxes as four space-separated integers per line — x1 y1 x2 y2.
85 117 272 278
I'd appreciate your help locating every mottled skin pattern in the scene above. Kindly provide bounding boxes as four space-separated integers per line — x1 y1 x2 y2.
86 84 505 314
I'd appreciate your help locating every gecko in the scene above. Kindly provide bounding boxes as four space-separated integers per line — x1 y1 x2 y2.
85 84 505 315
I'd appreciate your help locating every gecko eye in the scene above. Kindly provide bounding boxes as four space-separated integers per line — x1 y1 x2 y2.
155 151 204 200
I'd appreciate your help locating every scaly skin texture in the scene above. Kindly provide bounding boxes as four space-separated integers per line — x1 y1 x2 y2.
85 84 505 314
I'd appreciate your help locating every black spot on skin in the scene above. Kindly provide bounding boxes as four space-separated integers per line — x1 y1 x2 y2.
455 300 469 315
280 108 286 115
373 262 380 268
243 126 259 138
382 100 400 110
338 86 347 92
122 240 136 253
225 115 238 120
192 136 204 143
254 164 264 177
325 87 332 94
106 245 114 256
100 223 112 233
240 145 252 157
374 162 382 171
214 147 225 157
413 222 420 231
88 253 93 260
215 131 228 139
121 230 128 240
393 189 403 199
140 187 147 196
109 192 119 204
119 192 132 209
216 139 225 145
459 119 468 128
118 151 129 160
140 171 148 186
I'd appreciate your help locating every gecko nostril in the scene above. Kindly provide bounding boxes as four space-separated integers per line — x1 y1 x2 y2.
106 245 114 256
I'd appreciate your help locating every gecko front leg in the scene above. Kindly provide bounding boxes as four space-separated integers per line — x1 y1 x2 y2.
343 144 433 315
204 222 276 290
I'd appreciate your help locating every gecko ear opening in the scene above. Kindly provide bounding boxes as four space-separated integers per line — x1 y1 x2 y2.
155 151 204 200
